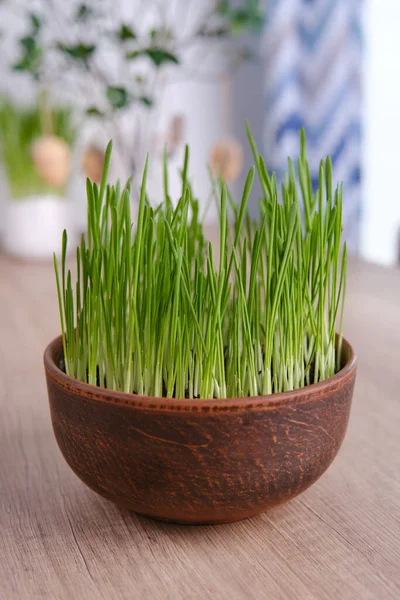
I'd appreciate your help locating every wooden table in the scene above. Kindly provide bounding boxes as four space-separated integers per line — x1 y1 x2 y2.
1 255 399 600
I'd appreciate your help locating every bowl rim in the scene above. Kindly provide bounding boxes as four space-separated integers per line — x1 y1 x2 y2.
44 334 356 412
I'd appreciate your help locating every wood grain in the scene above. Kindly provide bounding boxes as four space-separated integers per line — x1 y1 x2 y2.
1 253 400 599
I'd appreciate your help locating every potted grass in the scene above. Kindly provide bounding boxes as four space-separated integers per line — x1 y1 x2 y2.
0 97 76 259
44 125 356 524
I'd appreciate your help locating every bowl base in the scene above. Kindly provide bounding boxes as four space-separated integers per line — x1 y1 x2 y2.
127 507 269 526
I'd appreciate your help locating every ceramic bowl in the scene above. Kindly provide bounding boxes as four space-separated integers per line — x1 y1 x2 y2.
44 336 356 524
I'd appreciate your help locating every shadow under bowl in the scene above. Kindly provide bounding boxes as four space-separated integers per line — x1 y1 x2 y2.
44 336 356 524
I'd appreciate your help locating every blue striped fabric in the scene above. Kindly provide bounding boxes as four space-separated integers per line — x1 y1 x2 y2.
262 0 363 252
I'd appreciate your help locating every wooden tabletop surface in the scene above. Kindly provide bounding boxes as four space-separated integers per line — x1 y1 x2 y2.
1 254 399 600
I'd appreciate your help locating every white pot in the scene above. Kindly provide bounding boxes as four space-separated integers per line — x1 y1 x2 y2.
2 195 75 260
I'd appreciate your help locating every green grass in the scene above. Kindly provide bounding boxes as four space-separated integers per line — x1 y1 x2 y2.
0 97 76 199
54 124 347 399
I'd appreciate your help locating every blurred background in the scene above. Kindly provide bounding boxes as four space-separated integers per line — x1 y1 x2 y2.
0 0 395 266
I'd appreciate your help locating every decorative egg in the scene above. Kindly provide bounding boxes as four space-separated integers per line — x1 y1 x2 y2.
82 146 105 183
31 135 71 188
209 138 244 183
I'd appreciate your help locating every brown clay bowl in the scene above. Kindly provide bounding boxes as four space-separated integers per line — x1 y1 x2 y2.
44 335 356 525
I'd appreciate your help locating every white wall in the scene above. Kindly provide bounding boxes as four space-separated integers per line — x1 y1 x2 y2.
361 0 400 266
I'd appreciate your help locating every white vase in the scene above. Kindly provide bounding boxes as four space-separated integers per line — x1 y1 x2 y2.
2 195 75 260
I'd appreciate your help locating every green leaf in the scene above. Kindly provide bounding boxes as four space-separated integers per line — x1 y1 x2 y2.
117 24 136 41
126 50 141 61
30 13 41 33
20 36 36 52
106 86 128 109
139 96 153 107
57 43 96 60
86 106 104 117
126 48 179 67
147 48 179 66
76 4 92 21
228 6 264 35
13 59 29 72
13 41 42 75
